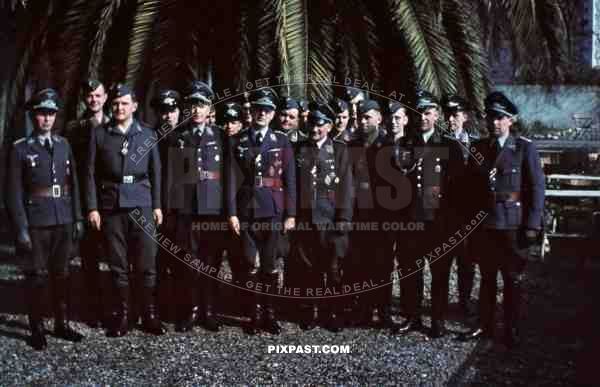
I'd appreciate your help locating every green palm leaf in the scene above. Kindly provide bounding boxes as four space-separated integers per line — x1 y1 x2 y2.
88 0 122 80
125 0 160 89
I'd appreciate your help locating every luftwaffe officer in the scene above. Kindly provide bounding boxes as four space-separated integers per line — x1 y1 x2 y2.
441 94 477 315
330 98 352 143
86 84 165 337
287 101 353 332
347 99 400 329
278 96 307 145
221 102 244 137
8 89 85 350
461 91 544 347
63 79 110 328
396 90 464 338
150 88 182 323
227 87 297 335
165 81 227 332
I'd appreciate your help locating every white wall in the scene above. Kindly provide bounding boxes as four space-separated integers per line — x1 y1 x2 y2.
495 85 600 129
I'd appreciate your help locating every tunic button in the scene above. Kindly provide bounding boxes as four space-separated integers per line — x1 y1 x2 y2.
53 178 57 183
436 158 440 162
417 183 422 188
417 175 421 180
418 166 422 171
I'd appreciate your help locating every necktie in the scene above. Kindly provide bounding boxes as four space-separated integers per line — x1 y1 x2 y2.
255 131 263 146
44 138 53 155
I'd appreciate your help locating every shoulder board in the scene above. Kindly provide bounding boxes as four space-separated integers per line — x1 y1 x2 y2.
273 130 287 136
333 139 346 146
518 136 532 143
51 135 64 143
13 137 26 145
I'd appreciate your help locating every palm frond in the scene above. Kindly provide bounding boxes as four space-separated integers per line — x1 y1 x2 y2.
443 0 489 110
6 1 53 135
88 0 122 80
387 0 457 98
307 0 335 101
232 0 252 91
54 0 101 119
255 0 277 80
275 0 307 98
125 0 160 89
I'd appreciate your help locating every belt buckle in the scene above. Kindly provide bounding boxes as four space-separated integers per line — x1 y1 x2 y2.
255 175 263 187
123 175 134 184
199 170 208 180
52 184 61 198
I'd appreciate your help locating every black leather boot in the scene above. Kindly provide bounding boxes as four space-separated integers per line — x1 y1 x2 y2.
429 319 447 339
53 278 84 342
27 284 47 350
141 287 166 335
201 276 221 332
106 286 129 337
261 272 281 334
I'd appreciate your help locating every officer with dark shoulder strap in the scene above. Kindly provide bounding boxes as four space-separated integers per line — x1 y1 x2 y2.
226 87 297 335
86 83 165 337
461 91 544 347
165 81 227 332
7 89 85 350
63 78 110 328
150 88 182 324
346 99 400 329
441 94 478 316
287 101 353 332
395 90 464 338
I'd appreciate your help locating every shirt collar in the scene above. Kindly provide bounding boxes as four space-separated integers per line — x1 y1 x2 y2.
193 123 206 136
422 129 434 143
497 133 509 148
36 133 52 146
316 136 328 149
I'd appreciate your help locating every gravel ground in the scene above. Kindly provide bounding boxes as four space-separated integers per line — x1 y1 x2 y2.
0 241 597 386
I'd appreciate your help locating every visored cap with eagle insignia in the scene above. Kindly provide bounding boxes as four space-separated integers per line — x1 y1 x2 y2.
26 88 61 112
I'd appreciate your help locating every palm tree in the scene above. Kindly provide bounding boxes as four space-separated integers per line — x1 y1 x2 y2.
1 0 572 144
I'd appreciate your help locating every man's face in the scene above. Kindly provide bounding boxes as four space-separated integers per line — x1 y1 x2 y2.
208 108 216 125
390 109 408 136
447 111 467 132
360 109 381 132
111 94 137 124
190 101 210 125
310 121 332 142
160 108 180 129
33 110 56 132
335 110 350 132
85 85 107 113
251 106 275 127
278 108 299 131
420 107 439 131
489 114 513 137
224 120 243 136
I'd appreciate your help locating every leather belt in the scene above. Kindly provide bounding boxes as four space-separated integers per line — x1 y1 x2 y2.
492 191 520 202
103 176 148 186
255 176 283 189
199 170 220 181
316 191 335 201
30 184 71 198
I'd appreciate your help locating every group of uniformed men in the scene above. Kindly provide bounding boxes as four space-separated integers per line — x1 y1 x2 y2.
6 78 544 351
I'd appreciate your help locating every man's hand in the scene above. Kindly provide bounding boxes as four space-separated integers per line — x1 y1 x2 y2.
283 217 296 233
153 208 163 226
73 221 85 241
228 216 241 236
16 228 32 253
88 210 101 230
